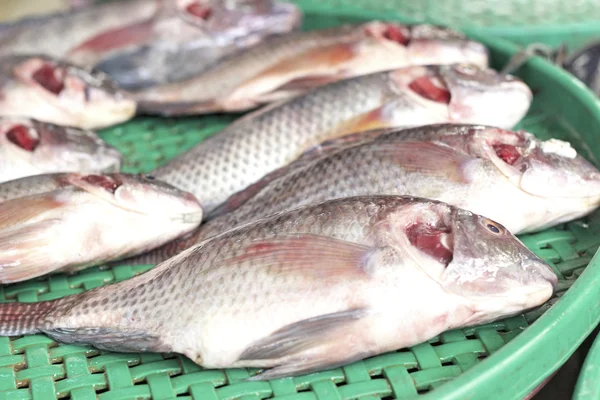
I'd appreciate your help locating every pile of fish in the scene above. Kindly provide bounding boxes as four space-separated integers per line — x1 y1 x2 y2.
0 0 596 381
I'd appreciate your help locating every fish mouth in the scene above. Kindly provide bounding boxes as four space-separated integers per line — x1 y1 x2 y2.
459 281 555 327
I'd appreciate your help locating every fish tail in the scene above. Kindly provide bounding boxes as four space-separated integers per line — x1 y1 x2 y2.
0 301 54 335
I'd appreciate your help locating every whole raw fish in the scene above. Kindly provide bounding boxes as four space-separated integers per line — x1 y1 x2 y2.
0 117 121 183
0 173 202 282
0 55 136 129
152 64 531 213
137 124 600 264
0 196 557 379
95 0 302 89
134 22 490 115
0 0 301 90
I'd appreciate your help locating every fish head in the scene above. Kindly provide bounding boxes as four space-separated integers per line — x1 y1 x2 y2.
176 0 301 41
407 25 489 68
11 56 136 129
467 126 600 199
388 64 532 128
67 173 203 225
0 118 122 175
441 207 557 325
364 22 488 68
440 64 532 127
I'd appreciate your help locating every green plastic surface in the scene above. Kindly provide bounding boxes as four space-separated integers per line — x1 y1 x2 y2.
574 329 600 399
2 8 600 400
291 0 600 49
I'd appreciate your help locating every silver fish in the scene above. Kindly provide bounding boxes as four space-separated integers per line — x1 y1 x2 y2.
0 0 301 90
0 55 136 129
95 0 302 89
0 173 202 282
136 124 600 265
152 64 531 213
0 196 557 380
0 117 121 183
133 22 489 115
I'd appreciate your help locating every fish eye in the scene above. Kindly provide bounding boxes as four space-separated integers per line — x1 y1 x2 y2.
144 174 155 180
481 218 506 235
487 224 500 233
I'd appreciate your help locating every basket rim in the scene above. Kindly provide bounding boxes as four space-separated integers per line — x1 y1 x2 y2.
574 327 600 398
419 31 600 399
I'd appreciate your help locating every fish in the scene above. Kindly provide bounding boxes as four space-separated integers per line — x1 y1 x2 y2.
0 117 122 183
152 64 531 213
0 173 202 282
133 22 490 115
0 196 557 379
0 55 136 129
136 124 600 265
0 0 301 90
94 0 302 89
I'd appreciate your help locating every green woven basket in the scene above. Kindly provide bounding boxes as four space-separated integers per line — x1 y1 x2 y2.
574 329 600 399
2 8 600 400
292 0 600 49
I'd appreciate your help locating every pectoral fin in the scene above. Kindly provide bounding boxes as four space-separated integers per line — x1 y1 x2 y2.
373 140 473 183
0 195 63 229
0 220 61 283
240 308 373 380
226 43 357 104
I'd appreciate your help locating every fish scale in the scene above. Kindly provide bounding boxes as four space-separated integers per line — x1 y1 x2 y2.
149 63 531 219
134 25 361 104
135 124 600 265
153 72 391 212
0 196 556 380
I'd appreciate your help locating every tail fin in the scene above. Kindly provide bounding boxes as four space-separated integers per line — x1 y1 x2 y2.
0 301 54 335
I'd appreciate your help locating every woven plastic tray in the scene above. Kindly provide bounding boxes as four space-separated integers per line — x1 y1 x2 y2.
292 0 600 49
2 9 600 400
574 328 600 399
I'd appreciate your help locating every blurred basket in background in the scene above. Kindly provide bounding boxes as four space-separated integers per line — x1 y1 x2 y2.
292 0 600 49
1 2 600 399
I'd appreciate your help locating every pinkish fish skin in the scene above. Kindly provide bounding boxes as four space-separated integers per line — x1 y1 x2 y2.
133 22 489 114
0 173 203 282
151 64 531 215
134 124 600 265
0 117 121 183
0 54 136 129
0 196 556 379
0 0 302 89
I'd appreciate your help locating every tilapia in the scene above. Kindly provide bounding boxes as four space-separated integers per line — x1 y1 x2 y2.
95 0 302 89
134 22 490 115
153 64 531 213
0 196 557 379
0 55 136 129
0 173 202 282
0 0 301 90
0 117 121 183
138 124 600 264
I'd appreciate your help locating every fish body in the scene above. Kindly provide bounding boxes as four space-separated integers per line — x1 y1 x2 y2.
133 22 490 114
95 1 302 89
0 0 301 90
0 117 121 183
139 124 600 264
0 173 202 282
0 55 136 129
0 196 557 379
153 64 531 212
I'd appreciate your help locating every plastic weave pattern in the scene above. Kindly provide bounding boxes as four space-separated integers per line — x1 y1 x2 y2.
0 10 599 400
291 0 600 27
